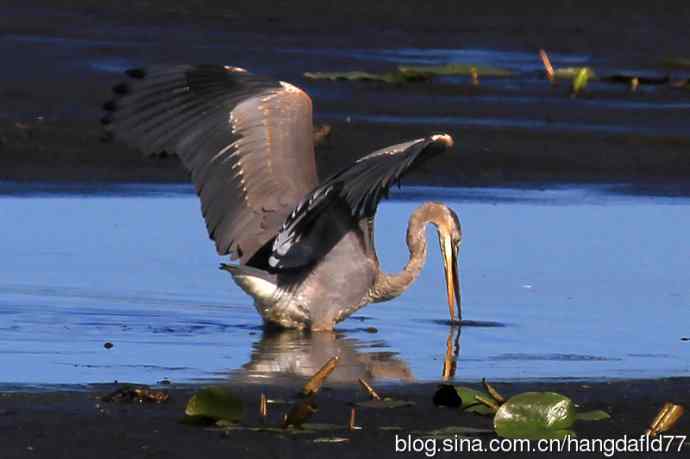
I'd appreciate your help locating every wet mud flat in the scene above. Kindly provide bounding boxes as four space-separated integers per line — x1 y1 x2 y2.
1 2 690 188
1 378 689 458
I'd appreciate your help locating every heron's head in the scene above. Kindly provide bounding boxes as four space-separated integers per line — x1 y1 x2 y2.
433 204 462 323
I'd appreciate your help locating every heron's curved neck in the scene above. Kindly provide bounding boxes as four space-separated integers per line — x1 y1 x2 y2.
368 203 439 303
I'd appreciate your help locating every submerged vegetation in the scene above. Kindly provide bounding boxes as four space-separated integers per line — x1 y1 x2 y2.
305 49 690 97
433 380 611 440
169 356 682 445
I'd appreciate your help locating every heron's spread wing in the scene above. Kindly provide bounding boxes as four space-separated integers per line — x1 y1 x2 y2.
103 65 318 262
269 134 454 269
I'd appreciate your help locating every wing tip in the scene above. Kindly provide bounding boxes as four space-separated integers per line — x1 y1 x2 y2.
430 133 454 148
224 65 248 73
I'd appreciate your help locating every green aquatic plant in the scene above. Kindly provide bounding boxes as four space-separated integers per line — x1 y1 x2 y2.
440 381 610 440
304 63 512 85
397 64 512 78
555 67 597 80
571 67 594 95
452 386 496 415
304 71 429 84
493 392 577 440
183 387 244 424
575 410 611 421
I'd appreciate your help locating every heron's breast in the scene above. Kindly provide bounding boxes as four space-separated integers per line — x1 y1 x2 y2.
298 231 377 328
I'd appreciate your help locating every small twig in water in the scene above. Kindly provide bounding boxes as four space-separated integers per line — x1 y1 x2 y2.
358 378 382 400
481 378 506 404
474 395 500 413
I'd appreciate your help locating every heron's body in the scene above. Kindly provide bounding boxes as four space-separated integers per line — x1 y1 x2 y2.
232 224 376 329
104 65 463 330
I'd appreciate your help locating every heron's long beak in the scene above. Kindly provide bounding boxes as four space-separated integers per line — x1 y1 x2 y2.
440 233 461 323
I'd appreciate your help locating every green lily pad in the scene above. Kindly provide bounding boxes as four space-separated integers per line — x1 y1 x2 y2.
494 392 577 440
184 387 243 422
576 410 611 421
398 64 512 77
454 386 495 415
356 398 416 409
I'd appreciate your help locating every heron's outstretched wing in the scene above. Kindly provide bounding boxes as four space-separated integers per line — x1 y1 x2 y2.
103 65 318 263
269 134 454 269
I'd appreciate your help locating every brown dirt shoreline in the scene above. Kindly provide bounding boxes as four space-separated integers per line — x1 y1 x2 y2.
2 379 689 458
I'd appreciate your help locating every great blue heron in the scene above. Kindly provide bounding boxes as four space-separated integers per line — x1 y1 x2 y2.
103 65 462 331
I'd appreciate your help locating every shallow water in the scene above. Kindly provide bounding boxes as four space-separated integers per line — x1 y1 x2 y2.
1 183 688 386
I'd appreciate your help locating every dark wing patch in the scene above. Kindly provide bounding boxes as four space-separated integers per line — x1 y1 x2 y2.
103 65 318 263
268 135 454 269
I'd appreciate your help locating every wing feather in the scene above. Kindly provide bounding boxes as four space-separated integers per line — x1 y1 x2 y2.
268 134 454 269
103 65 318 263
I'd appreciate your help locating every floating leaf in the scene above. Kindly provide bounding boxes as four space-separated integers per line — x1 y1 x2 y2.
356 398 415 409
247 426 315 434
571 68 593 95
313 437 350 443
304 71 428 84
576 410 611 421
413 426 494 438
554 67 597 79
398 64 512 78
494 392 577 440
184 387 243 422
454 387 494 415
301 423 346 431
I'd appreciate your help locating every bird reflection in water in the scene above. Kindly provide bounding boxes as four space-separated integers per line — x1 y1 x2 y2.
236 328 414 384
234 325 463 384
442 325 462 381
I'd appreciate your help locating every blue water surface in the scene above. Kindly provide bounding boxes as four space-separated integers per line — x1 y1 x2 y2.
0 183 688 386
